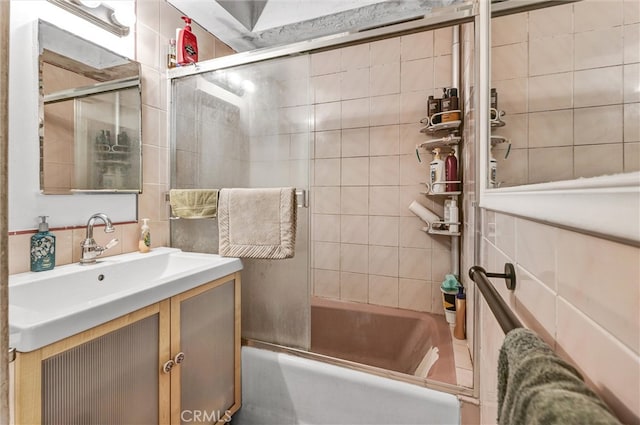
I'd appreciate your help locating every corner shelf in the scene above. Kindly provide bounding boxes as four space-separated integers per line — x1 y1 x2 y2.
421 181 462 196
490 108 506 127
419 110 462 134
417 135 461 151
421 225 461 237
490 135 510 146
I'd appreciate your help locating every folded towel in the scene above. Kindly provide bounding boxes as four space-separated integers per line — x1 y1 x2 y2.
218 187 297 259
169 189 219 219
498 328 621 425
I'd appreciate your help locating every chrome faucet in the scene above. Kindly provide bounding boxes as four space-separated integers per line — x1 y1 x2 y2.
80 213 119 265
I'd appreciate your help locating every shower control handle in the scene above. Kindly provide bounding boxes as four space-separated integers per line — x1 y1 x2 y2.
174 352 185 364
162 359 175 374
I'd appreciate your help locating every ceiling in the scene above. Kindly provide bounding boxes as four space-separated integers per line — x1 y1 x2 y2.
167 0 464 52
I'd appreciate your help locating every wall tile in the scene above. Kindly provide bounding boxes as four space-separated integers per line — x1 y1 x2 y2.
494 213 516 260
315 130 341 159
492 12 528 46
574 66 623 108
529 72 573 112
370 38 400 65
528 3 573 38
574 143 624 178
369 275 399 307
574 27 624 70
341 43 370 71
341 68 370 100
401 31 434 62
574 105 623 145
369 245 399 277
341 272 368 303
314 241 340 270
313 214 340 242
515 219 557 290
341 243 369 274
624 103 640 142
399 123 424 154
8 233 32 274
370 125 399 156
315 158 341 187
340 186 369 215
624 23 640 63
528 110 573 148
399 247 430 280
434 27 453 56
369 216 399 247
495 148 528 186
313 73 341 103
574 0 624 33
624 63 640 103
401 58 434 92
399 90 431 124
399 153 428 185
342 98 370 128
556 298 640 424
493 78 528 114
370 155 399 186
315 102 341 131
341 215 369 244
341 128 370 157
399 279 432 312
314 269 340 298
431 248 452 283
529 34 573 76
514 265 557 343
369 186 399 216
341 157 369 186
370 63 400 96
311 50 341 76
557 229 640 353
624 0 640 24
313 186 341 214
491 43 528 81
624 142 640 171
433 55 452 89
399 216 431 249
528 146 574 184
370 94 399 126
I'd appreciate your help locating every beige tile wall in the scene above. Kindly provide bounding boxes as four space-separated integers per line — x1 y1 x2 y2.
475 212 640 424
491 0 640 187
7 0 234 275
311 28 458 314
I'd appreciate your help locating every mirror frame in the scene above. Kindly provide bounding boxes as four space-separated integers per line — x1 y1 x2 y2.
478 0 640 245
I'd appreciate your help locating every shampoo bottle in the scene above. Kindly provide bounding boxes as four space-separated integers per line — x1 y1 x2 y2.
489 150 498 188
453 286 466 339
445 151 458 192
139 218 151 253
427 95 441 124
31 216 55 272
430 148 445 193
449 199 459 233
177 16 198 65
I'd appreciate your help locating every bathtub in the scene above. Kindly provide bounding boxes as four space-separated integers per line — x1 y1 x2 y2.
310 297 456 385
233 346 460 425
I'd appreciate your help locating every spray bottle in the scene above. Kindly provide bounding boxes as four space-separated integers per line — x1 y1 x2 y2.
177 16 198 65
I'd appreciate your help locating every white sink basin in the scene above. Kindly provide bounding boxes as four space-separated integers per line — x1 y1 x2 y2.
9 247 242 352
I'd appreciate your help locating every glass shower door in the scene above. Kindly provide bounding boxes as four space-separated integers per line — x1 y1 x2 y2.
171 55 311 350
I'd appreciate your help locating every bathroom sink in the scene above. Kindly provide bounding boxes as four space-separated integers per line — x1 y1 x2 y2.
9 247 242 352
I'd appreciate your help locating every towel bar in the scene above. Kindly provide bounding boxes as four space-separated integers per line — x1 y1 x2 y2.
469 263 522 334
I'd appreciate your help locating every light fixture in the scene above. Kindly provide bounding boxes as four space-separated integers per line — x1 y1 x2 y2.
47 0 135 37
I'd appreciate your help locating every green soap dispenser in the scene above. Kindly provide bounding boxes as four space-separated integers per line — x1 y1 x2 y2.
30 216 56 272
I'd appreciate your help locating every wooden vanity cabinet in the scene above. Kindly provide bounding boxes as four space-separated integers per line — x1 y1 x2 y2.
14 272 241 425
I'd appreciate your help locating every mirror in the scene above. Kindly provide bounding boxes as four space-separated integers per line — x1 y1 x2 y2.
479 0 639 243
38 20 142 194
489 0 638 189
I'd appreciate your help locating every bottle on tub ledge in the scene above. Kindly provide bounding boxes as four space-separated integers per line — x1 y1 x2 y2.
453 286 466 340
31 216 56 272
138 218 151 253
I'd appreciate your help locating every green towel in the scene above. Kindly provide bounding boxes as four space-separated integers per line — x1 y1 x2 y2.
169 189 218 218
498 328 621 425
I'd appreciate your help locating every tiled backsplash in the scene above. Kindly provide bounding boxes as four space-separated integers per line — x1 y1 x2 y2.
8 0 234 275
491 0 640 187
310 28 457 314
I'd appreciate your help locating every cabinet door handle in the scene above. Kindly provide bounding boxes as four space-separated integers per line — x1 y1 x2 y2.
174 352 185 364
162 359 175 374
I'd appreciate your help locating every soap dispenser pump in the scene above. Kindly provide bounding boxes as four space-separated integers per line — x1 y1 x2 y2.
139 218 151 253
31 216 56 272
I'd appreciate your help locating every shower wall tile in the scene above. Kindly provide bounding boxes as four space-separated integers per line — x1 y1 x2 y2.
528 72 573 112
369 275 399 307
527 110 573 148
311 50 341 76
492 12 528 46
341 44 370 71
369 125 400 156
369 186 399 216
369 94 399 126
399 90 431 124
341 157 369 186
313 187 341 214
401 58 434 92
369 216 399 247
313 73 341 103
399 247 430 280
400 31 434 62
492 77 528 114
313 214 341 243
340 187 368 215
624 64 640 103
341 272 368 303
491 42 528 81
528 3 572 38
315 130 342 158
574 0 623 33
370 38 400 66
369 63 400 96
342 98 370 128
314 269 340 299
341 215 369 245
315 102 342 131
399 216 431 249
624 142 640 172
342 68 370 100
342 128 370 157
314 242 341 270
529 34 573 76
624 103 640 142
434 27 453 56
624 0 640 24
574 143 624 178
574 27 623 70
369 246 399 277
528 146 574 184
399 279 431 312
573 66 623 107
573 105 623 145
369 156 399 186
341 243 369 274
624 23 640 63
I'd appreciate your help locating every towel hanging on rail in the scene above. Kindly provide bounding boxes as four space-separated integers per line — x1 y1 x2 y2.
497 328 621 425
169 189 219 218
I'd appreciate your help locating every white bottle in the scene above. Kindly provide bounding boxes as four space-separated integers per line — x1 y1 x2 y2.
138 218 151 253
430 148 445 193
449 199 459 233
489 150 498 188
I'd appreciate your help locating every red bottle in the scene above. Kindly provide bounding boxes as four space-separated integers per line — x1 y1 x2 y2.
445 151 458 192
177 16 198 65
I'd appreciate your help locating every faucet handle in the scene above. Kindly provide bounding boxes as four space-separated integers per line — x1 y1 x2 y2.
104 238 119 250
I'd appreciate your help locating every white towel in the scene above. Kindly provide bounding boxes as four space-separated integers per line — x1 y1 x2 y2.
218 188 297 259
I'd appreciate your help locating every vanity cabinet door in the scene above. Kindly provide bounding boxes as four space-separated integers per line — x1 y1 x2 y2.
170 274 241 424
15 303 170 424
